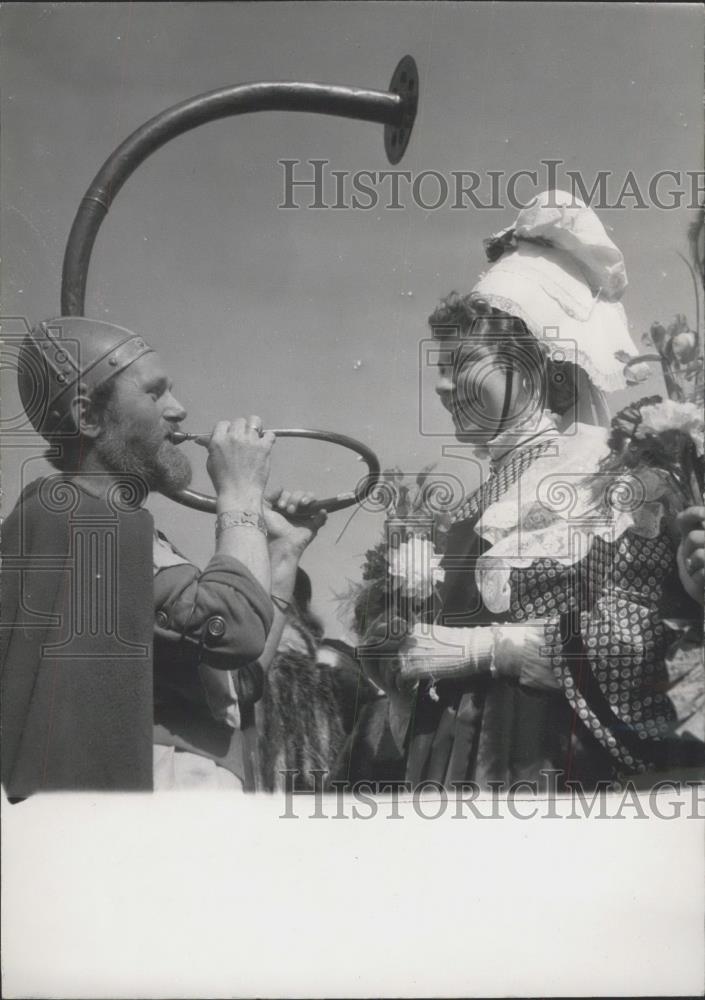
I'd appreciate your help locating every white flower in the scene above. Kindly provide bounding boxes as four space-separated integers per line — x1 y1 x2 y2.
636 400 705 456
671 330 698 365
624 361 651 385
387 536 445 600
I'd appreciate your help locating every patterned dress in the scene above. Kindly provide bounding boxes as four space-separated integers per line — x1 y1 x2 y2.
404 433 704 788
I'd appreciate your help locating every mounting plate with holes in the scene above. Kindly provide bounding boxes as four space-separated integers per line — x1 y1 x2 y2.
384 55 419 165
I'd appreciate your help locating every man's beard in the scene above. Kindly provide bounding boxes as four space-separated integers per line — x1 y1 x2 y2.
95 424 193 496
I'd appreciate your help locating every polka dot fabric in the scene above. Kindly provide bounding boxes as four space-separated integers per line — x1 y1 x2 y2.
509 532 679 774
451 440 689 778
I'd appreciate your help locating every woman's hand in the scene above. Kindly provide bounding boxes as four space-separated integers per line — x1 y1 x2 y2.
676 505 705 605
205 416 275 511
391 622 560 693
264 490 327 564
397 624 474 690
494 624 560 691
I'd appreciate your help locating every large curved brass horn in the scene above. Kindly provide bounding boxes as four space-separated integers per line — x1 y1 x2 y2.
60 56 419 512
171 428 381 515
61 56 418 315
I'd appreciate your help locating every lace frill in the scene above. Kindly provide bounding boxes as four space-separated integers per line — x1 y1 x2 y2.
475 424 680 613
473 288 630 395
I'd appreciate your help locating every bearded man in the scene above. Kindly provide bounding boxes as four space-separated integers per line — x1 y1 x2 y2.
2 317 323 800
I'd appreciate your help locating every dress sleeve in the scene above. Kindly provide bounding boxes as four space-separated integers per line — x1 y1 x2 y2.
153 551 274 669
541 530 704 775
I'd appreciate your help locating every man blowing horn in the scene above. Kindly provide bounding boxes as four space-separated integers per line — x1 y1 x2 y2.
2 317 325 800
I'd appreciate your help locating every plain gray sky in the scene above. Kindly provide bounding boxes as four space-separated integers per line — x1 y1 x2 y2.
2 1 703 636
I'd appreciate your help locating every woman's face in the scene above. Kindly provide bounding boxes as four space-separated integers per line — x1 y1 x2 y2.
434 335 540 444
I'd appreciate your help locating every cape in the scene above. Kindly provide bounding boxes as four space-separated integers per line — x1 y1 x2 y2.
257 612 347 792
1 476 155 800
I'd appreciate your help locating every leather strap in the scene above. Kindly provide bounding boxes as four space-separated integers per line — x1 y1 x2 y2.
239 702 259 792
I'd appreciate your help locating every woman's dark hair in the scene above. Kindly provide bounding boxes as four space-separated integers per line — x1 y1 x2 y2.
428 290 580 418
428 290 525 338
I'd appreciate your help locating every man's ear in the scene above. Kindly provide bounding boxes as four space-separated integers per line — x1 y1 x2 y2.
70 388 102 439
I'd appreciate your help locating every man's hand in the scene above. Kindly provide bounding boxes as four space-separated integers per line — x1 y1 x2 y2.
204 416 275 511
676 505 705 605
264 489 327 562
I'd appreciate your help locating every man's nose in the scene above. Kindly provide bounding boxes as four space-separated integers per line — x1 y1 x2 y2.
163 393 187 423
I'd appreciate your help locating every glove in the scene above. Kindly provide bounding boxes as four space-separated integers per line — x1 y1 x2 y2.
398 623 492 689
494 624 561 692
399 622 560 693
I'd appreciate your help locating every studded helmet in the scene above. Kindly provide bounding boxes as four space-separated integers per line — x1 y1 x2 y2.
18 317 154 440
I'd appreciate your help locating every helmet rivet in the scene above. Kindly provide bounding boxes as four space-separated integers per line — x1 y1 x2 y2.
57 374 66 383
108 357 119 366
55 350 67 363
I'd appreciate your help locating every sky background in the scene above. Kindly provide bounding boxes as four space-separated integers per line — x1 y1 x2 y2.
2 1 703 637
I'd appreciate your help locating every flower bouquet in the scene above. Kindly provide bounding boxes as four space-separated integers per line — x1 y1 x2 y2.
605 211 704 519
616 314 704 403
615 209 704 404
603 395 704 509
342 467 452 643
599 395 704 652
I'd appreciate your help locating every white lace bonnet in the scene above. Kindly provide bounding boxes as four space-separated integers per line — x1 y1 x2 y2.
472 190 637 393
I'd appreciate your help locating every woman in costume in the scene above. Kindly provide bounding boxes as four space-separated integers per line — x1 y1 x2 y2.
360 190 704 789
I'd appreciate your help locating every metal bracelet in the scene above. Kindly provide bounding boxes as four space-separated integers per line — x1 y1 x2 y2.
271 594 292 613
215 509 268 538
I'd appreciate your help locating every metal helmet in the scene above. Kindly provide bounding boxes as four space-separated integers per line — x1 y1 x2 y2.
17 316 154 440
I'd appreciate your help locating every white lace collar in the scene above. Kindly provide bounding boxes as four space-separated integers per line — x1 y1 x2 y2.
475 424 678 613
487 410 560 470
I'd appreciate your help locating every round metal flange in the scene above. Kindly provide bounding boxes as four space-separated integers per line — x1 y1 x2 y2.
384 54 419 164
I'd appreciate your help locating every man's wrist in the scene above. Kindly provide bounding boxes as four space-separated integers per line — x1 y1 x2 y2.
270 547 300 589
269 537 305 563
216 489 264 514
